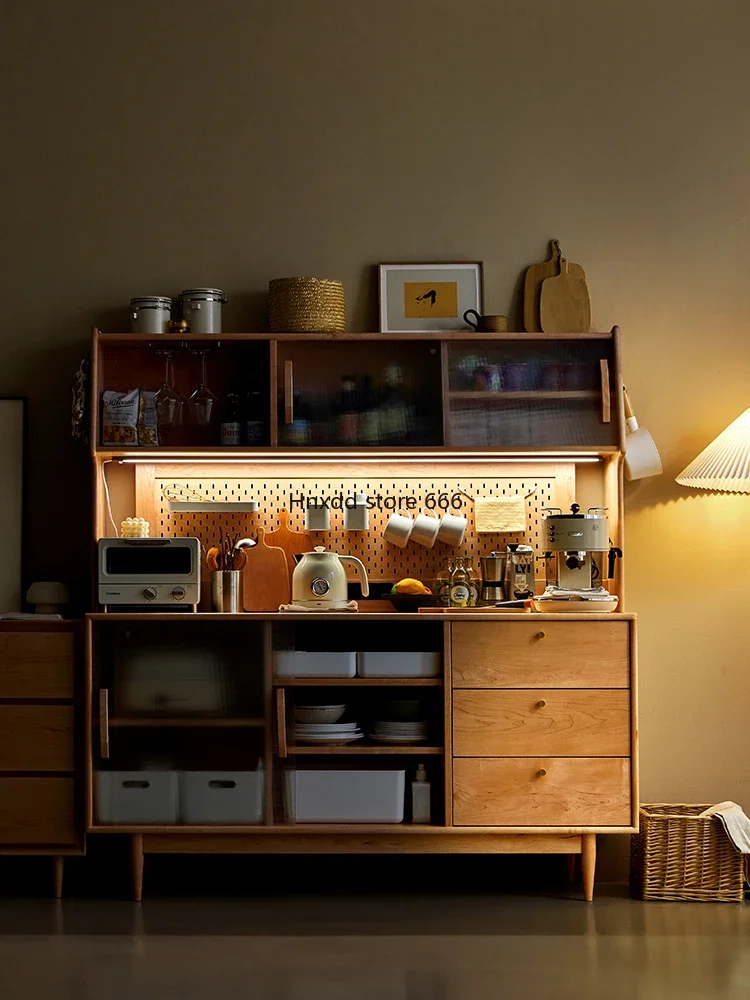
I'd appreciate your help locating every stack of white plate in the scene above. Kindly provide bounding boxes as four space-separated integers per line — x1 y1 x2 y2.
294 722 363 745
369 721 429 744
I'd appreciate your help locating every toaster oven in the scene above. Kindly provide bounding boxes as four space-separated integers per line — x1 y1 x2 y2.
97 537 200 611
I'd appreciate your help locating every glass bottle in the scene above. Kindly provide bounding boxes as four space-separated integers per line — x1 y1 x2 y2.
337 375 359 446
357 375 380 446
449 557 470 608
220 393 242 446
243 384 265 446
379 364 410 444
465 557 481 607
286 390 310 445
435 559 453 607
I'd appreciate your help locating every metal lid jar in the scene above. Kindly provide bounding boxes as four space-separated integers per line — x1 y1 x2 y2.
178 288 227 334
130 296 172 334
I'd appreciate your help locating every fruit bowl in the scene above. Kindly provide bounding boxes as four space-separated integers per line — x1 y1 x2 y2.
387 594 439 613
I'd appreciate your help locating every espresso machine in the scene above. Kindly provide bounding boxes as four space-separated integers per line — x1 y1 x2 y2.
540 504 619 605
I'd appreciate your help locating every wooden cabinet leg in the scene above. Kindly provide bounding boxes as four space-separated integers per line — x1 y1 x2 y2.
53 856 64 899
131 834 144 902
581 833 596 902
566 853 577 883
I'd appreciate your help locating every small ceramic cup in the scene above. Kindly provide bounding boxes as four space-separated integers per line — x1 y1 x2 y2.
437 512 467 546
383 513 413 547
410 512 441 548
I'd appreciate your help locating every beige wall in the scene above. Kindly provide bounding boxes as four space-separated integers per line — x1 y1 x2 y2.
3 1 750 817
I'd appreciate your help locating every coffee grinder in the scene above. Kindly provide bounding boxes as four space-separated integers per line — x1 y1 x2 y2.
479 551 507 604
542 504 611 593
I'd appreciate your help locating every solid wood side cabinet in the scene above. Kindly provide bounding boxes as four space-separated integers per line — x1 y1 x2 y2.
85 612 637 903
0 622 84 897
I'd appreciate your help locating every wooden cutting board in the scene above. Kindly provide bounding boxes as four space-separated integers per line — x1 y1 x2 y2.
265 508 314 576
540 259 591 333
242 527 291 611
523 240 587 332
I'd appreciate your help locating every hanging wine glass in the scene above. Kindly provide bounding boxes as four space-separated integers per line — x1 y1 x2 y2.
154 350 186 447
188 348 219 446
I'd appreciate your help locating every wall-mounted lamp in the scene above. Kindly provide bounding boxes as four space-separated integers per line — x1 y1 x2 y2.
676 409 750 493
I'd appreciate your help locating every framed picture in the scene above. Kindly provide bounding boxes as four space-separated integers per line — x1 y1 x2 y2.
378 262 483 333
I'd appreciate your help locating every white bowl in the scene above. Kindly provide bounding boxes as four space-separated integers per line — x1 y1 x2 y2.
294 706 347 724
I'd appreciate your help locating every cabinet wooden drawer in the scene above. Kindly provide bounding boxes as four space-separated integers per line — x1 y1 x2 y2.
451 621 630 688
453 690 630 757
0 706 73 771
0 777 76 845
0 632 74 698
453 757 631 826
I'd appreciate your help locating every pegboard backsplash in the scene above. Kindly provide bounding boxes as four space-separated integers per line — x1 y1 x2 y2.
143 468 575 582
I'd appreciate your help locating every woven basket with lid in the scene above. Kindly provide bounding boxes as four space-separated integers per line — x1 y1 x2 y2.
630 804 746 902
268 277 346 333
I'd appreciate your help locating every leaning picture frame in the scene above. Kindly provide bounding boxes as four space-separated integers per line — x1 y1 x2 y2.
378 262 483 333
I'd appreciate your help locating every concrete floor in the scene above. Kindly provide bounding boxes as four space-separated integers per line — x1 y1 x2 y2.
1 889 749 999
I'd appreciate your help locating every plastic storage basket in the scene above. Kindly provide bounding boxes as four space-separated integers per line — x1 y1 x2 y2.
631 804 746 902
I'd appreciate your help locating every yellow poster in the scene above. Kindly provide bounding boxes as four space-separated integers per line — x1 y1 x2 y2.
404 281 458 319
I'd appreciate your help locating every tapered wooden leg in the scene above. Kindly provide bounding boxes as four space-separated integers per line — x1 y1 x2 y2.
131 834 144 902
566 853 577 882
53 856 64 899
581 833 596 902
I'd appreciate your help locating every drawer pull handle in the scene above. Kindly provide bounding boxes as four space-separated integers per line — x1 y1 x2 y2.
537 768 547 777
537 699 547 708
536 631 546 639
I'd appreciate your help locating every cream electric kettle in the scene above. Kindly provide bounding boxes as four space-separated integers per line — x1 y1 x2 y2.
292 547 369 609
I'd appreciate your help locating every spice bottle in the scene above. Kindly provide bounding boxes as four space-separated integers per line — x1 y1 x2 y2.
436 559 453 607
411 763 431 824
449 557 470 608
465 557 480 607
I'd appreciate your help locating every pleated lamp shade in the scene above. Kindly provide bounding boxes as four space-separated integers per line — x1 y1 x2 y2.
676 408 750 493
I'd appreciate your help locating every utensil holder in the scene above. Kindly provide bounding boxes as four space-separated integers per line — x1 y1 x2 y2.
211 570 241 613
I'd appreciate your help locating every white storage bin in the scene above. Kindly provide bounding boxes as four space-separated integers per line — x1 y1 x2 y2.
357 651 441 678
285 769 405 823
274 651 356 678
96 770 178 825
179 770 264 825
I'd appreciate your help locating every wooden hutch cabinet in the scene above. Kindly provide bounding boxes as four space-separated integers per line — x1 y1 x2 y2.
87 326 636 901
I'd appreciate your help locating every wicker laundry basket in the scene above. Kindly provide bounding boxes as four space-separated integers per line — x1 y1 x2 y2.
268 277 346 333
631 804 746 902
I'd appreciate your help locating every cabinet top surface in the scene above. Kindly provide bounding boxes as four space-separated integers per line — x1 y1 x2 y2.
93 328 617 344
85 611 636 622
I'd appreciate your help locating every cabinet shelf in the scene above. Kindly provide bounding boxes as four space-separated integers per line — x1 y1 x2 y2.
448 390 599 402
272 678 443 687
95 331 616 344
287 745 444 755
107 718 265 728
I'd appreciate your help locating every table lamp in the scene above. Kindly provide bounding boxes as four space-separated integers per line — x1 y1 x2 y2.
676 408 750 493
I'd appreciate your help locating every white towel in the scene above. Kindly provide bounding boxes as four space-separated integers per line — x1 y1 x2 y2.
699 801 750 853
474 496 526 533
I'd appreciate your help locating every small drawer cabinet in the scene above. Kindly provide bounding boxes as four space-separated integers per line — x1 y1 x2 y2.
450 617 638 899
0 623 83 896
